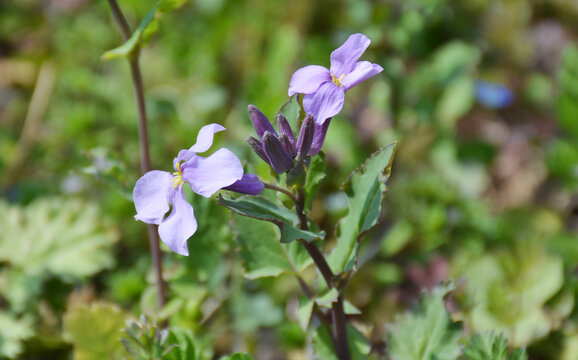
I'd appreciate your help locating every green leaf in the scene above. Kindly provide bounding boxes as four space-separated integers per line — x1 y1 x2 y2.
157 0 188 13
232 215 311 279
62 304 128 360
219 195 324 243
461 333 528 360
304 153 326 210
165 328 197 360
387 284 462 360
220 353 254 360
0 197 118 279
328 142 398 274
297 296 314 330
436 76 474 130
313 325 371 360
102 7 157 60
458 247 564 346
0 312 34 359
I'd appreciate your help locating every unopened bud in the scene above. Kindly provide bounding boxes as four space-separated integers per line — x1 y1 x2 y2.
223 174 264 195
296 114 315 158
277 114 296 153
262 131 294 173
247 136 270 164
248 105 276 138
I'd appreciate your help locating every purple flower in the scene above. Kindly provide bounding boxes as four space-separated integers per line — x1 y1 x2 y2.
288 33 383 125
133 123 255 256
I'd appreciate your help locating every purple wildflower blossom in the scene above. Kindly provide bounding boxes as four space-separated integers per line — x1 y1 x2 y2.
133 123 256 256
288 33 383 125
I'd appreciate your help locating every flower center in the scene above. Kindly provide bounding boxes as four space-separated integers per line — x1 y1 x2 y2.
171 162 185 188
331 73 344 87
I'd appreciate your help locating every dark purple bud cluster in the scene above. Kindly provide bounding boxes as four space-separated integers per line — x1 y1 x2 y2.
247 105 319 174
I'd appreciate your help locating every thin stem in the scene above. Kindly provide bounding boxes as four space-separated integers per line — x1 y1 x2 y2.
332 296 351 360
264 182 298 204
107 0 166 310
295 185 351 360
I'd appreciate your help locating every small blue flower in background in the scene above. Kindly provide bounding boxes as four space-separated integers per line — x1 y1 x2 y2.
133 123 263 256
475 80 515 109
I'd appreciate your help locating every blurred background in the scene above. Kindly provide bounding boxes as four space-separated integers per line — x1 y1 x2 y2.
1 0 578 358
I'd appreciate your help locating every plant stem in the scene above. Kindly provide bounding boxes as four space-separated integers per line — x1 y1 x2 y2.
107 0 166 310
294 187 351 360
264 182 299 204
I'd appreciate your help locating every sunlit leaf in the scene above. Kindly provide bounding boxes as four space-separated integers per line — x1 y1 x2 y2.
232 215 311 279
387 284 462 360
62 304 128 360
102 7 157 60
0 198 118 279
328 142 397 274
461 333 528 360
0 312 34 359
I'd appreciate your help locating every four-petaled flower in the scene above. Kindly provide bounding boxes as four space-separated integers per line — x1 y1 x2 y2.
288 33 383 125
133 124 262 256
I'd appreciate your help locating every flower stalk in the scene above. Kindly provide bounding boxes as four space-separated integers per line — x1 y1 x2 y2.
106 0 167 309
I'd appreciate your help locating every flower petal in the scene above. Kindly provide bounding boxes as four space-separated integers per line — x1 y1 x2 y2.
190 123 226 153
309 118 331 156
288 65 331 96
182 148 244 198
330 33 371 76
341 61 383 91
303 82 345 125
133 170 174 224
158 188 197 256
173 123 227 167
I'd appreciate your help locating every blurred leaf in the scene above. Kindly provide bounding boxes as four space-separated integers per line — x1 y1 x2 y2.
63 304 128 360
387 284 462 360
219 195 324 243
313 325 371 360
232 214 311 279
102 7 157 60
232 292 283 333
328 142 398 274
304 153 326 210
557 44 578 139
0 198 118 279
461 333 528 360
297 297 314 331
165 328 197 360
459 247 565 346
157 0 188 13
0 312 34 359
219 353 254 360
436 76 474 129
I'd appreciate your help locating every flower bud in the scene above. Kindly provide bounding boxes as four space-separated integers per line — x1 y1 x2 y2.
262 131 294 173
279 135 295 158
224 174 264 195
277 114 296 152
296 114 315 158
247 136 270 164
248 105 276 138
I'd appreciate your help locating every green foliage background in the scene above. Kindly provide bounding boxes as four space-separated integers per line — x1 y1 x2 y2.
1 0 577 358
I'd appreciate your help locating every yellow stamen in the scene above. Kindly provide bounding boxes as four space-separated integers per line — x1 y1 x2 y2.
331 73 344 87
171 162 185 188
